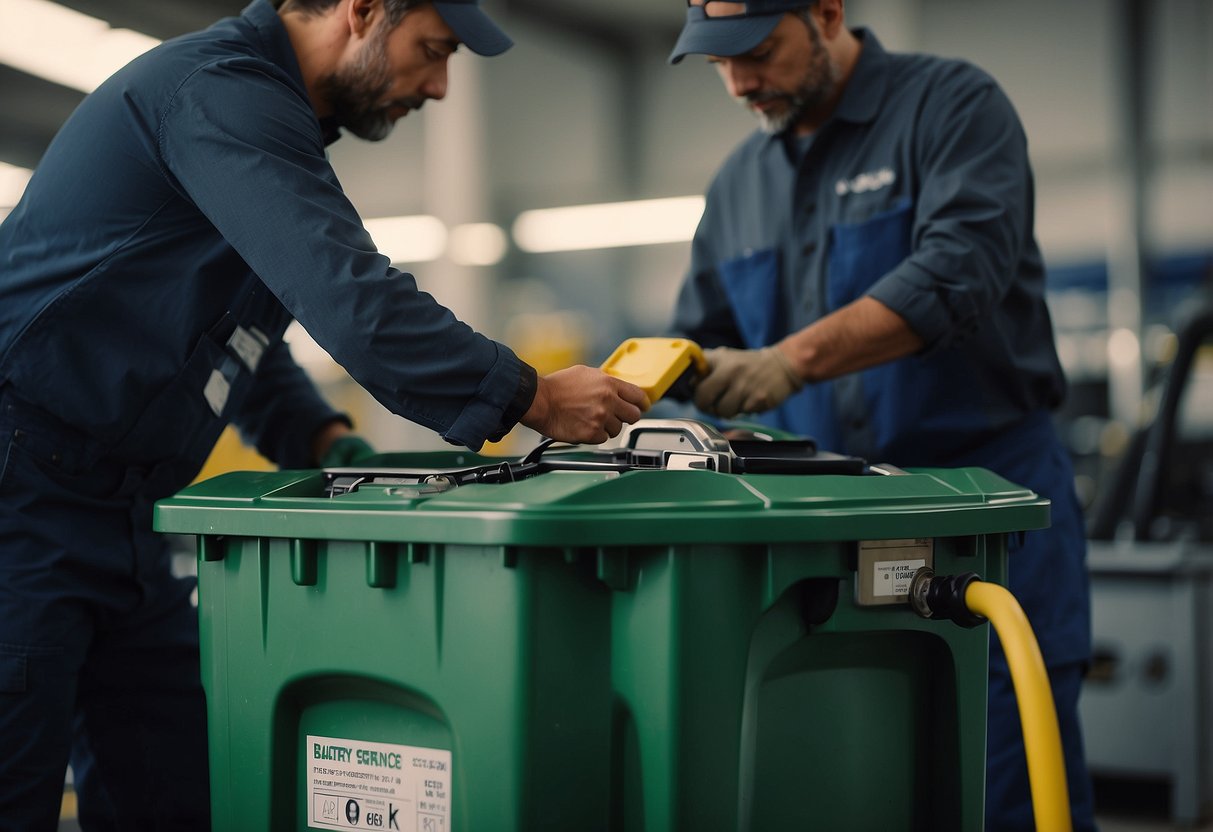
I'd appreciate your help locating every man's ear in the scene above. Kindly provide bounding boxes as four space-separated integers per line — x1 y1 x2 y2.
345 0 381 40
814 0 846 39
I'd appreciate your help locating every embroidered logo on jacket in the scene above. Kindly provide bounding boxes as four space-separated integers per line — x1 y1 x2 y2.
835 167 896 196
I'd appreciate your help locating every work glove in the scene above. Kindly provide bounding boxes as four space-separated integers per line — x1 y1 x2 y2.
319 434 377 467
693 346 804 418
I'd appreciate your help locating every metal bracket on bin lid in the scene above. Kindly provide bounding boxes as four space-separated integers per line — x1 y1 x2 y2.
610 419 735 473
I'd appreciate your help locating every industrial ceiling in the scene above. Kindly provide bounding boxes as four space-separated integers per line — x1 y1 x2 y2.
1 0 685 171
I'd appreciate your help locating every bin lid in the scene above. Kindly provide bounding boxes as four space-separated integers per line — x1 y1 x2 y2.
154 420 1050 545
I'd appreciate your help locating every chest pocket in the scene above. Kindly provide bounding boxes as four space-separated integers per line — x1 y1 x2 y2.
827 197 913 312
717 247 781 349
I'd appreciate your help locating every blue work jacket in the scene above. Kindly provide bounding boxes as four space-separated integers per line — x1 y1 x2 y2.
0 0 535 489
674 30 1065 465
672 30 1088 666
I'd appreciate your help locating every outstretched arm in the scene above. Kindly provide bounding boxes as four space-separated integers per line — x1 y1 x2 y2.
777 295 924 383
693 297 923 418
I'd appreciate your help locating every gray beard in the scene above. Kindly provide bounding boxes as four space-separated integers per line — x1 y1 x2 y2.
747 22 839 134
753 80 834 134
317 27 400 142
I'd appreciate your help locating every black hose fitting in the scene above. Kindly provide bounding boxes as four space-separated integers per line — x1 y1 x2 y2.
908 567 986 628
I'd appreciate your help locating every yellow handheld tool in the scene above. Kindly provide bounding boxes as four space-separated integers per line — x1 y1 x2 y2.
601 337 708 402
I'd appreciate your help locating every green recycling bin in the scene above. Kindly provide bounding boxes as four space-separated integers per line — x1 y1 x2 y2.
154 419 1049 832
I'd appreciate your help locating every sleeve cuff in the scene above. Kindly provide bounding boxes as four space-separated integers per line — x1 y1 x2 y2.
441 346 537 451
499 362 538 433
866 261 981 356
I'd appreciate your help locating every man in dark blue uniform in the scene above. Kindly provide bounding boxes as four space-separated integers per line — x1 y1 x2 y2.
668 1 1094 828
0 0 647 827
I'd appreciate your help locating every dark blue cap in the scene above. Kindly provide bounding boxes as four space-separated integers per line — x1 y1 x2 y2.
669 0 807 64
433 0 513 57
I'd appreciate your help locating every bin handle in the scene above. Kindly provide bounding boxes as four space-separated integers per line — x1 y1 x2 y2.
613 419 733 455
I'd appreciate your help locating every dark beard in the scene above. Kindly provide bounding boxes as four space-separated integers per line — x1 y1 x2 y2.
747 20 838 134
316 26 400 141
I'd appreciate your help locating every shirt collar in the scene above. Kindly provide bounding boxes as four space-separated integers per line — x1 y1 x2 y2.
830 28 889 126
242 0 343 146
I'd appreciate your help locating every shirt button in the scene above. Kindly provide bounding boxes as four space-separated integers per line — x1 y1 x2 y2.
850 416 866 430
802 241 817 257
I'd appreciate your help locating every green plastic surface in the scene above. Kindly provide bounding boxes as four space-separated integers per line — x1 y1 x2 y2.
156 460 1047 545
155 451 1045 831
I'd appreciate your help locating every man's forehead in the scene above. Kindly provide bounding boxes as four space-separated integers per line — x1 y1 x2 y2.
689 0 804 17
689 0 751 16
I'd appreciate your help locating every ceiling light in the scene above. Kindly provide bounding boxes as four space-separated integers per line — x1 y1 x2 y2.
512 196 705 253
0 0 161 93
363 215 447 264
448 222 508 266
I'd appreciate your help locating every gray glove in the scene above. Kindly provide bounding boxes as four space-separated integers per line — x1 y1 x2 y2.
693 346 804 417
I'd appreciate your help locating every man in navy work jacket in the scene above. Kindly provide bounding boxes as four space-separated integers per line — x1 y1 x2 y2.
0 0 647 827
668 1 1094 829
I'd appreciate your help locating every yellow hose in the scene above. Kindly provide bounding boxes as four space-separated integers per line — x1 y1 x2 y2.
965 581 1072 832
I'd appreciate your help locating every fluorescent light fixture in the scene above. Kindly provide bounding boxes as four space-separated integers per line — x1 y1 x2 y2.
1107 327 1141 371
0 0 161 93
363 215 447 264
0 161 33 209
512 196 706 253
448 222 507 266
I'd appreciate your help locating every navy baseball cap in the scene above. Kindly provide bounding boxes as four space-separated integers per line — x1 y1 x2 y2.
669 0 807 64
433 0 513 56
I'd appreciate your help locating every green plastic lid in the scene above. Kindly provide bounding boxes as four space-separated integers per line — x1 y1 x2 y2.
156 423 1048 546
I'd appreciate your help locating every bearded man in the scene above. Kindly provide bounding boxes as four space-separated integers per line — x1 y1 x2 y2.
667 1 1095 829
0 1 647 826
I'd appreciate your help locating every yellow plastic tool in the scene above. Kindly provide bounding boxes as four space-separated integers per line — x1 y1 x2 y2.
601 337 708 402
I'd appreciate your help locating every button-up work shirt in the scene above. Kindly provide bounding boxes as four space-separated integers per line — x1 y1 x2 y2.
673 29 1065 468
0 0 534 475
672 30 1089 667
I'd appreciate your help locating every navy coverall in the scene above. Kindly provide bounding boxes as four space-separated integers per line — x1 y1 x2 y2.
0 1 534 828
673 30 1095 831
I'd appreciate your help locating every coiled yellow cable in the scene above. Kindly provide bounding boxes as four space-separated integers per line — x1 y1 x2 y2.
965 581 1072 832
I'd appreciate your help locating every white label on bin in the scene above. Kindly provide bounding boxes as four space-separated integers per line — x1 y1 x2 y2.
306 734 451 831
872 558 927 597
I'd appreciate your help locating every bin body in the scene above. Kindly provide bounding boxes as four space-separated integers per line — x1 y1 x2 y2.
155 453 1046 832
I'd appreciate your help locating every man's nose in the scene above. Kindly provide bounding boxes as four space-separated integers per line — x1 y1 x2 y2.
424 62 449 101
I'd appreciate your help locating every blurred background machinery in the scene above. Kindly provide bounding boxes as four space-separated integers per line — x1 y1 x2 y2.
1081 306 1213 825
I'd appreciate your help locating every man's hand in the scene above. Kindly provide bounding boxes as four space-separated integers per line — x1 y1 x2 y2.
693 345 804 417
522 366 650 444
